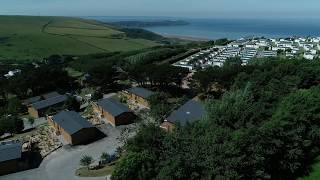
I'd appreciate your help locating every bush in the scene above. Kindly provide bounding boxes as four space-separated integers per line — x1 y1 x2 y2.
80 155 93 168
0 115 24 135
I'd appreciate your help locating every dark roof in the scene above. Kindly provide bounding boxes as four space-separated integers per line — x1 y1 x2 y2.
52 111 93 135
23 96 42 105
166 100 205 126
97 98 132 117
42 92 61 99
126 87 154 99
31 95 68 110
0 141 22 162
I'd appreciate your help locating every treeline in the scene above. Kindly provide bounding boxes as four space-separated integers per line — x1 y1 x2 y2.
68 45 195 94
2 64 76 98
125 47 187 66
0 58 80 136
111 58 320 180
127 63 189 88
0 97 24 136
119 28 165 41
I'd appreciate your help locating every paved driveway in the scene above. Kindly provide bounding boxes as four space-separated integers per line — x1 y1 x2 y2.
1 124 133 180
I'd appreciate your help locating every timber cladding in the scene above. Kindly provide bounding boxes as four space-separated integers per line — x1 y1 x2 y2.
160 121 176 132
123 92 150 107
93 99 136 126
0 159 18 175
48 111 99 145
28 107 40 118
27 95 68 118
48 116 72 144
122 87 155 108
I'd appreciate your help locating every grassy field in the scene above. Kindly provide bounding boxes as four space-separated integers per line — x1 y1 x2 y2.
0 16 159 60
75 36 158 52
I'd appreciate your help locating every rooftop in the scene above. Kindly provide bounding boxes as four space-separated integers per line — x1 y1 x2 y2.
31 95 68 110
42 91 61 99
97 98 132 117
0 140 22 162
126 87 154 99
52 111 93 135
166 100 205 126
23 96 42 105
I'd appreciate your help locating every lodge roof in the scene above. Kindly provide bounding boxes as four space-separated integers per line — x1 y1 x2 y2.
166 100 205 126
30 95 68 110
126 87 155 99
52 111 93 135
0 140 22 162
97 98 132 117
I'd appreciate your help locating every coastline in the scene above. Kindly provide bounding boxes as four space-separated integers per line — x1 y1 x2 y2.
162 34 212 42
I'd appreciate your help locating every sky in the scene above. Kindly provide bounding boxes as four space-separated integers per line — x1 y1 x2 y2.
1 0 320 19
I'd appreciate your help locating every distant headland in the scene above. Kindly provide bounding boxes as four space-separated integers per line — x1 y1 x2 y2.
108 20 189 28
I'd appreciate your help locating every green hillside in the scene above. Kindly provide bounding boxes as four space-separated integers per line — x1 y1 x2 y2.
0 16 159 60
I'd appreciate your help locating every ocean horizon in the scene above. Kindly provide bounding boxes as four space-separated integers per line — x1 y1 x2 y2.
85 16 320 40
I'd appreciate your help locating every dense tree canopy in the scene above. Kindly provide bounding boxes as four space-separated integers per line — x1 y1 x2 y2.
128 63 189 88
5 65 76 98
0 115 24 135
112 58 320 180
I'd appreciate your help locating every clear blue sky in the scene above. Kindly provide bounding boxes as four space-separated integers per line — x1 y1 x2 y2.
1 0 319 19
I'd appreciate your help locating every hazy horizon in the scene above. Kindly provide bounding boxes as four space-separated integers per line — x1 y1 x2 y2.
1 0 320 19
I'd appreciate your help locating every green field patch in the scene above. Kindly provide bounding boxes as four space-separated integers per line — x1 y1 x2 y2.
45 26 123 37
48 18 110 30
0 34 103 60
75 37 159 52
0 16 160 60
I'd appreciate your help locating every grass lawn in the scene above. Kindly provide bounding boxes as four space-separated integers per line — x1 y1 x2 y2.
48 18 111 29
75 165 115 177
65 67 84 78
45 26 123 37
75 36 159 52
299 157 320 180
0 16 159 60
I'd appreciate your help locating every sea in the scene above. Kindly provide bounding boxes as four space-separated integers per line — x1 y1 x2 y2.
84 16 320 40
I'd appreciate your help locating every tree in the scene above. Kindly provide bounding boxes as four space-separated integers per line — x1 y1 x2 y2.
6 97 22 114
88 65 119 92
91 89 103 101
112 152 156 180
28 118 35 127
192 62 244 96
7 65 76 97
148 92 172 123
214 38 229 46
258 86 320 179
100 152 111 165
128 64 189 89
64 97 80 111
80 155 93 169
105 58 320 179
204 84 262 130
0 115 24 135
